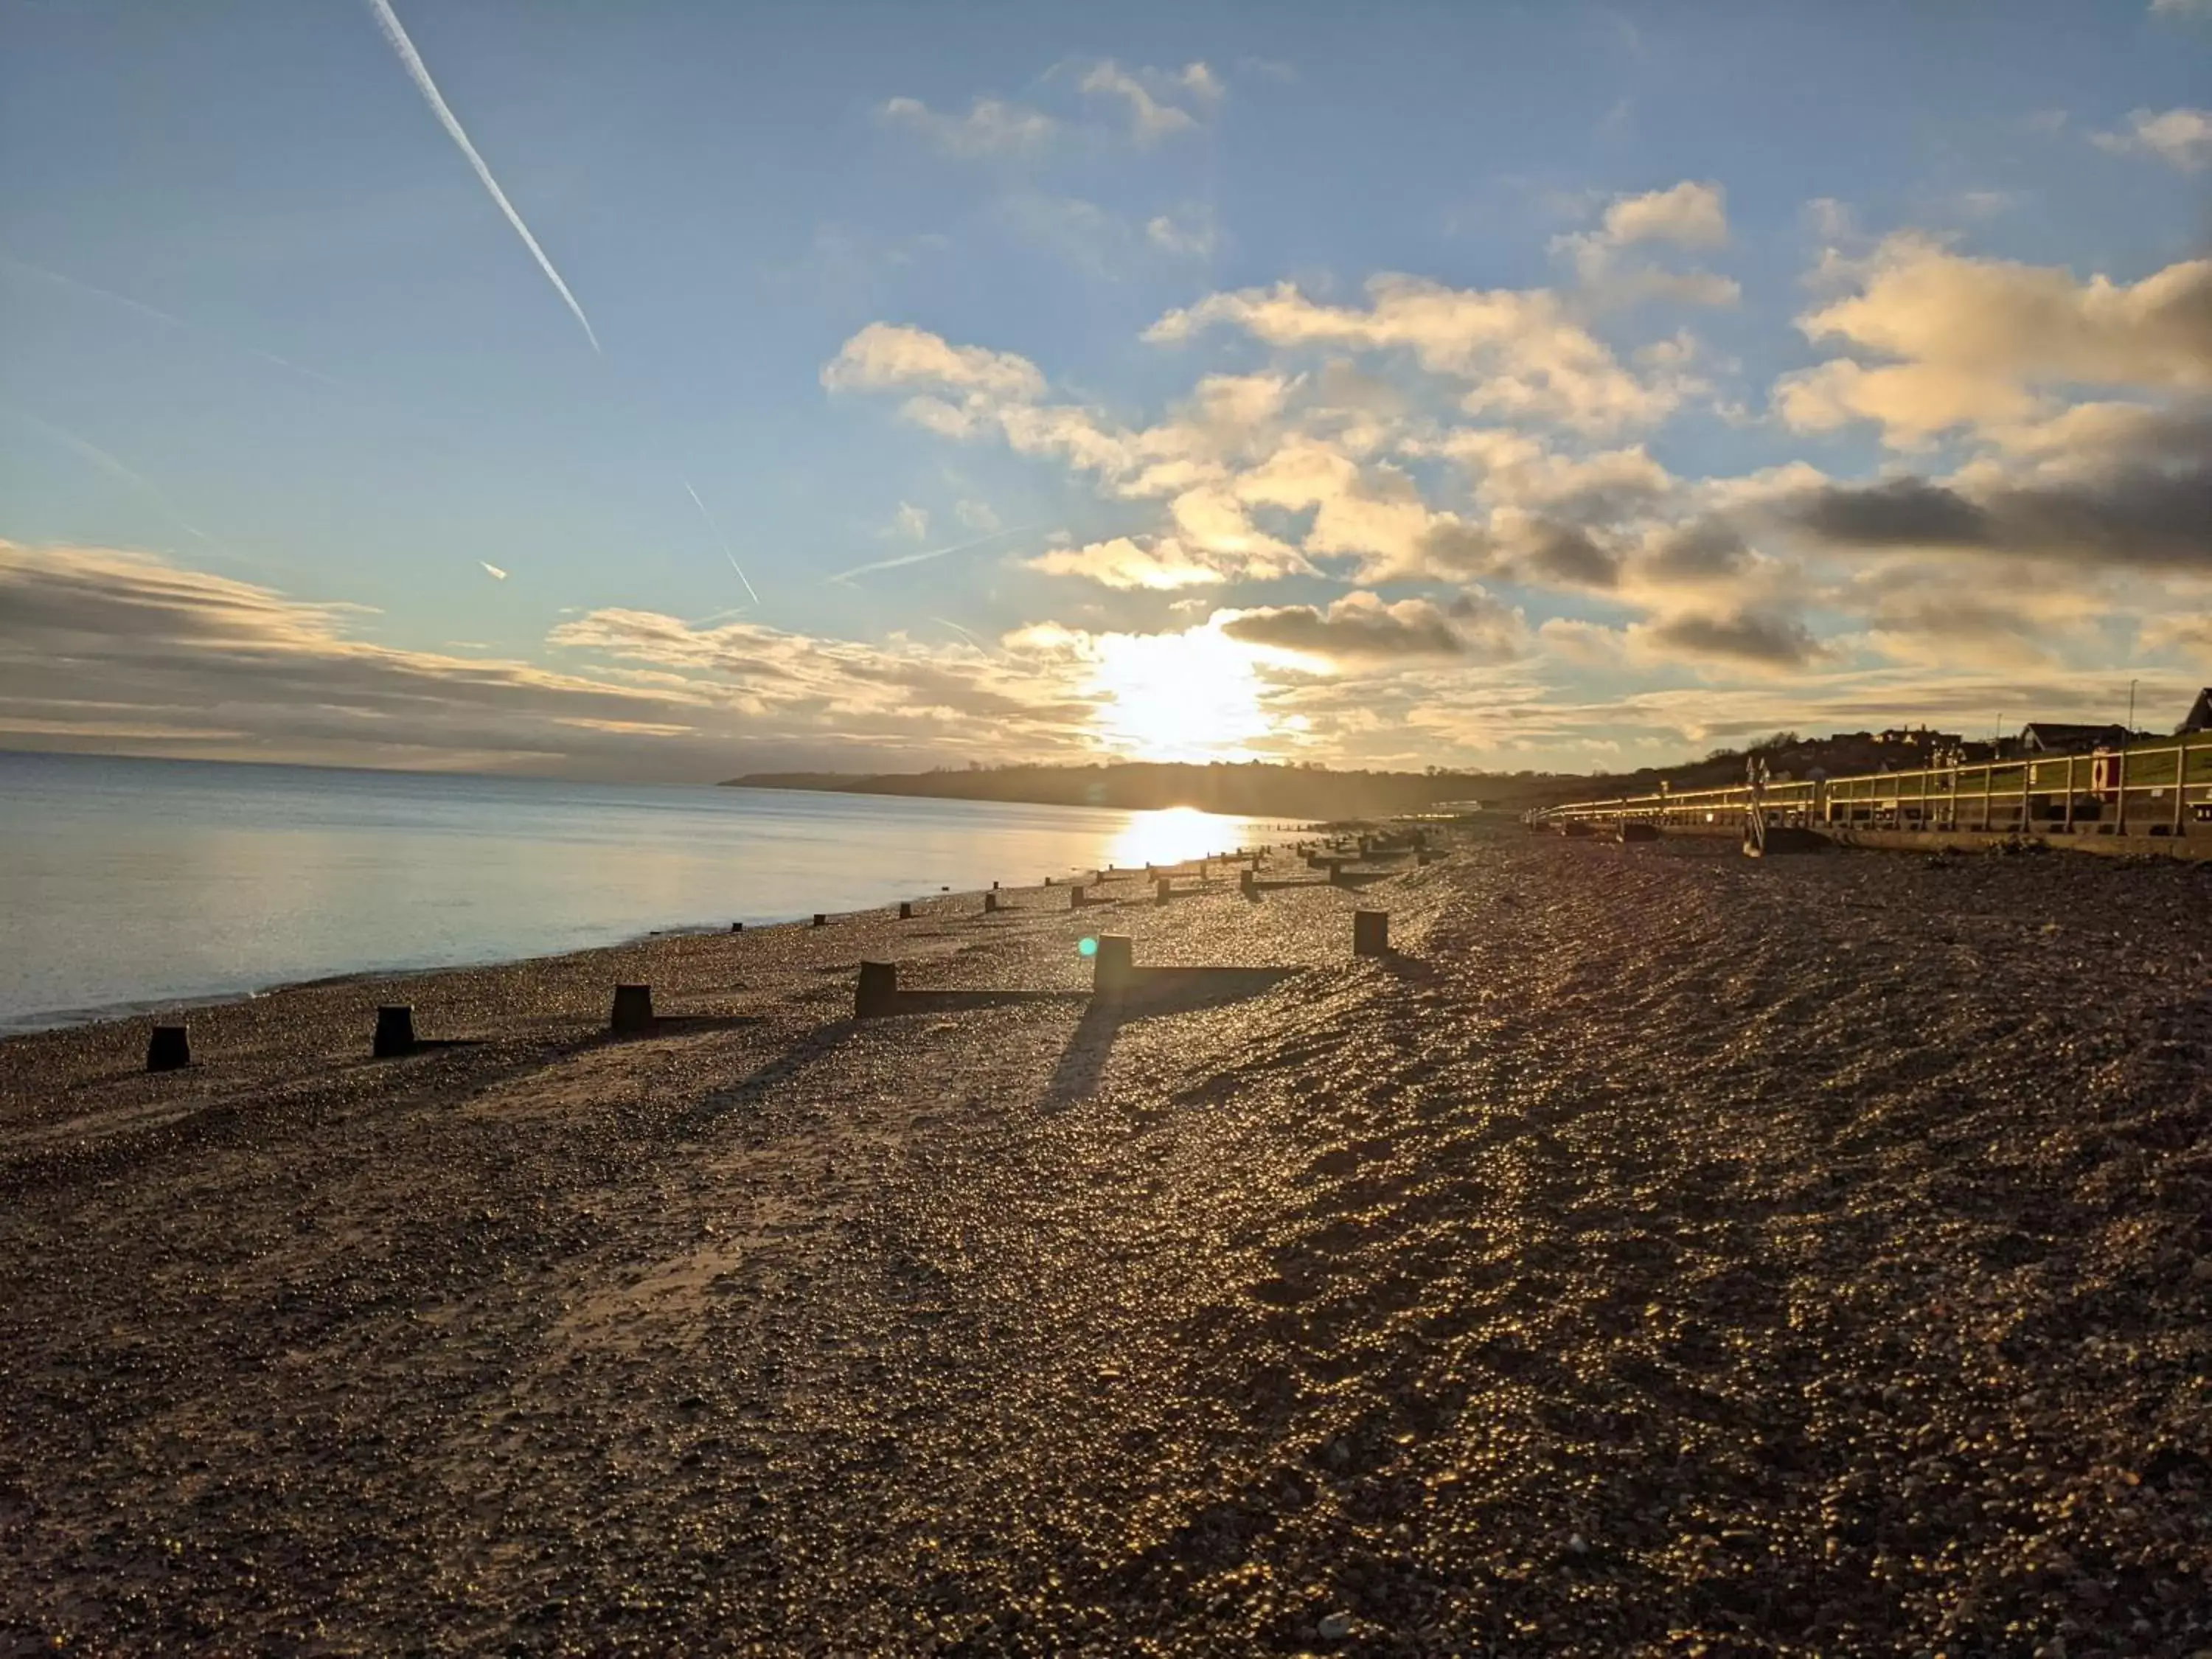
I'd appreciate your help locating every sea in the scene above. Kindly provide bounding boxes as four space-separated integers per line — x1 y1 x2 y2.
0 752 1310 1034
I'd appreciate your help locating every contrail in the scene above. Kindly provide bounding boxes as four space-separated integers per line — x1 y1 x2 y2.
932 616 1001 655
682 477 760 606
827 522 1035 585
366 0 601 353
0 251 349 391
1 406 232 557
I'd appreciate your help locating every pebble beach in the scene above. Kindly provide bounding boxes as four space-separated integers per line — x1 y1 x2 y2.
4 831 2210 1655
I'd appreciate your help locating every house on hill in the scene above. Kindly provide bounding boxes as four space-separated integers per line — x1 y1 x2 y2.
2180 688 2212 734
2019 721 2134 754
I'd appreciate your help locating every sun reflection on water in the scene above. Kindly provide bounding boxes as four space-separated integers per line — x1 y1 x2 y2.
1105 806 1251 871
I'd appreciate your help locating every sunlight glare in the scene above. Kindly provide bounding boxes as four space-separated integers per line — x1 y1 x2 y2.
1091 629 1269 762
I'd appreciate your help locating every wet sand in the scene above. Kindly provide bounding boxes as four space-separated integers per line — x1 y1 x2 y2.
4 834 2210 1655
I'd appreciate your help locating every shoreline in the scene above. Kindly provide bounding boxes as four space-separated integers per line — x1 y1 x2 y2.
8 833 2210 1652
0 821 1321 1040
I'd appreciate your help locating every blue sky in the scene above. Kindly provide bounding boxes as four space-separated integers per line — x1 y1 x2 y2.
2 0 2208 778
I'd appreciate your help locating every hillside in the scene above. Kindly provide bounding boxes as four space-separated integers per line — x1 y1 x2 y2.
723 732 1940 820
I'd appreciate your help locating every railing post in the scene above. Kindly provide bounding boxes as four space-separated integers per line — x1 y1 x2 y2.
2063 754 2076 833
2116 746 2129 836
2020 757 2032 833
2174 740 2188 837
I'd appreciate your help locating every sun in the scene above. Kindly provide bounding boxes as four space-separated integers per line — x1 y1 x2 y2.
1090 628 1272 761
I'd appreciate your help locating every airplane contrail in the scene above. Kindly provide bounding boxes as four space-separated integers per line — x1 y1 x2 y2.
3 406 249 566
0 252 350 391
681 477 760 607
827 522 1035 585
366 0 602 353
931 616 1001 655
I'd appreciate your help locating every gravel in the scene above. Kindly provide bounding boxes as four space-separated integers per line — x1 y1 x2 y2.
4 832 2209 1655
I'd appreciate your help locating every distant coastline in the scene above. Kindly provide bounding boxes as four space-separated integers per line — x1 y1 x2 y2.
722 733 1957 821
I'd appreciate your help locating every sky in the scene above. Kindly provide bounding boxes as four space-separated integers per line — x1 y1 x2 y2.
1 0 2208 781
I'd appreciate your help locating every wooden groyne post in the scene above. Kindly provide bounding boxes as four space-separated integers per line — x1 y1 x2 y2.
855 961 897 1018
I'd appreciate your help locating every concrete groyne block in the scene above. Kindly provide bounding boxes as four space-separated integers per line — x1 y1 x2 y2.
1354 911 1390 957
372 1004 418 1059
611 984 655 1034
146 1023 190 1072
855 961 897 1019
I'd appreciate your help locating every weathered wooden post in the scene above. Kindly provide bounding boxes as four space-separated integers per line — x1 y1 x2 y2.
1155 877 1172 905
372 1004 417 1059
1239 867 1259 897
1354 911 1389 957
730 921 744 932
813 913 827 928
145 1023 190 1072
855 961 897 1018
611 984 654 1034
984 891 1000 913
898 901 914 919
1092 933 1134 995
1069 883 1088 907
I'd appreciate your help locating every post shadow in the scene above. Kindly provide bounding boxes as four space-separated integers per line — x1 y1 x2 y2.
1043 965 1300 1108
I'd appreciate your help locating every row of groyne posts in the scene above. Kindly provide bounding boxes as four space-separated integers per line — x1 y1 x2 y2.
139 827 1443 1071
1531 732 2212 855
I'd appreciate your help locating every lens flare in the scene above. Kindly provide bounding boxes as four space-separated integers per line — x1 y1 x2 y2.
1078 936 1099 958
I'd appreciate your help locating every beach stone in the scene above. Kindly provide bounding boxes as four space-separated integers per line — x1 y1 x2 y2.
1317 1611 1354 1641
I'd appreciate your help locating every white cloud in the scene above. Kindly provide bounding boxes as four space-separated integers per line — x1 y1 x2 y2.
2150 0 2212 18
889 502 929 540
955 499 1001 532
1078 60 1221 143
480 561 508 580
822 321 1046 401
880 95 1054 158
2091 107 2212 172
1025 535 1239 590
1599 180 1730 248
1553 181 1737 308
1774 234 2212 444
1146 209 1220 260
1147 275 1689 432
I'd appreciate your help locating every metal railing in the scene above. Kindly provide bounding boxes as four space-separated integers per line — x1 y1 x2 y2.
1537 737 2212 841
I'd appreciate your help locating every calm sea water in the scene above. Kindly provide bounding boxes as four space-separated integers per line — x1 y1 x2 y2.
0 753 1308 1033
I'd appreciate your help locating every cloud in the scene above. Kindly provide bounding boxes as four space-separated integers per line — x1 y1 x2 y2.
2150 0 2212 18
2091 107 2212 172
480 561 508 580
822 321 1047 402
1219 590 1525 664
1775 235 2212 443
0 542 1132 776
1778 459 2212 574
1078 60 1221 143
880 95 1054 157
889 501 929 541
1146 209 1220 260
954 499 1001 532
1599 180 1730 248
1147 275 1689 431
1553 181 1738 308
1026 535 1260 590
365 0 599 352
1632 609 1825 670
